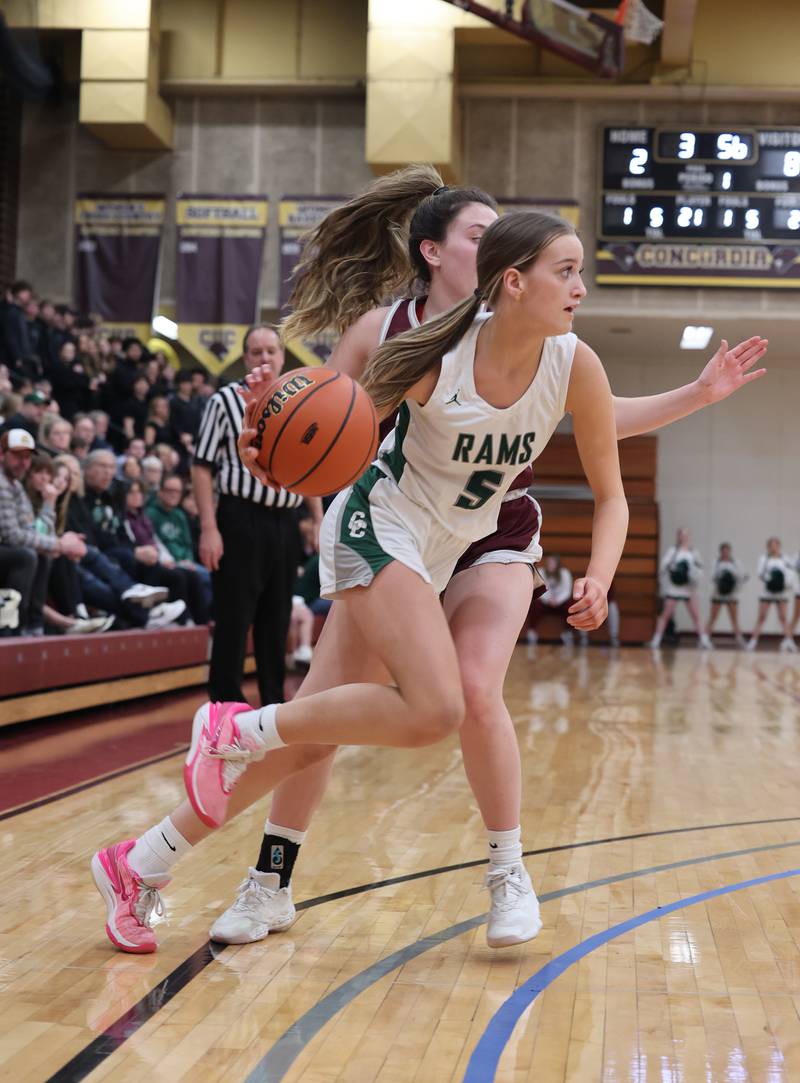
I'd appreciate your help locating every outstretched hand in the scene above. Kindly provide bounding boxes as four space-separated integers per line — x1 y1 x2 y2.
696 336 767 405
236 365 278 488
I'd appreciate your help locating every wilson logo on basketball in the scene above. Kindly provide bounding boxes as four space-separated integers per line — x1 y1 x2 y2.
253 374 316 448
300 422 319 445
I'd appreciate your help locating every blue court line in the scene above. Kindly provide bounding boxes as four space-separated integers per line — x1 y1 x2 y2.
463 865 800 1083
248 837 800 1081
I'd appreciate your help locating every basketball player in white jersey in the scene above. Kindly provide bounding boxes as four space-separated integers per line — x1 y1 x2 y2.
92 209 633 952
91 170 768 955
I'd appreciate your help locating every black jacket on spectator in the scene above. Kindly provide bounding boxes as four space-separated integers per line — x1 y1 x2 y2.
103 359 140 421
48 358 91 420
0 411 39 440
122 395 148 439
169 394 201 444
67 486 125 551
0 300 32 367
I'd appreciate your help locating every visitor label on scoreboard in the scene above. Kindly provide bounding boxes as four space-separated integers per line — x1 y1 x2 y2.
598 127 800 286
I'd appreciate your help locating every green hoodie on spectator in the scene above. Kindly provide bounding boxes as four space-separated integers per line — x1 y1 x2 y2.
146 497 195 563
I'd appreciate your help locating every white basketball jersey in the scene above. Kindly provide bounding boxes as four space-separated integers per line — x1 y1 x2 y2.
376 312 576 542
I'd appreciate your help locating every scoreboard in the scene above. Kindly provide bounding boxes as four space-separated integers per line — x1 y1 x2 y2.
597 126 800 288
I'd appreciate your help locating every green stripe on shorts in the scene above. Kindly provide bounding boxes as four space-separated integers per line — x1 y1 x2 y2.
335 465 395 580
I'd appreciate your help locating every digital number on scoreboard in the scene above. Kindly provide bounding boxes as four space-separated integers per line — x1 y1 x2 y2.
597 126 800 288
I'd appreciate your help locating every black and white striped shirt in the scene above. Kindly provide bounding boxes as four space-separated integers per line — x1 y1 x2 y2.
194 382 303 508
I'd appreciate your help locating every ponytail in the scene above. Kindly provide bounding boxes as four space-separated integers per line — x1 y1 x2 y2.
281 163 445 342
362 294 481 415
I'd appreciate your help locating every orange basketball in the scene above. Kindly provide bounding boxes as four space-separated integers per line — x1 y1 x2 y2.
249 367 379 497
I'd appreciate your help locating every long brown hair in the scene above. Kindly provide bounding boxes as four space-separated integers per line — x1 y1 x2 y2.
361 211 575 415
281 165 496 341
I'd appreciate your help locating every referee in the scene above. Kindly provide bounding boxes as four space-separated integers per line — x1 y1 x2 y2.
193 324 322 705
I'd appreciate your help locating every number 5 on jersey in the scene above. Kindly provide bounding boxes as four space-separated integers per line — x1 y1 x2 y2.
454 469 504 510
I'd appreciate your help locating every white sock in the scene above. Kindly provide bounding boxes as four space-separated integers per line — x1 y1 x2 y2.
487 826 523 871
265 819 307 845
236 704 286 751
128 816 192 884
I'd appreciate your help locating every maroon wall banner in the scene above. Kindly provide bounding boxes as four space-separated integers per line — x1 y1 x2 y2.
176 195 268 375
74 195 165 341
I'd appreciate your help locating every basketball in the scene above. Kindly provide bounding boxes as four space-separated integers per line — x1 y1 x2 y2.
249 367 379 496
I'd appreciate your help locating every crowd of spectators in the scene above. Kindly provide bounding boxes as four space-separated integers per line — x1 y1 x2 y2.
0 279 220 636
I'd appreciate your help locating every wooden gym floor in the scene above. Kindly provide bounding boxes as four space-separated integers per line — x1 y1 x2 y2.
2 644 800 1082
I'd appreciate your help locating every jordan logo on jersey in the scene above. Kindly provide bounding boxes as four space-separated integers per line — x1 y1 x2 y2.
451 431 536 466
445 389 462 406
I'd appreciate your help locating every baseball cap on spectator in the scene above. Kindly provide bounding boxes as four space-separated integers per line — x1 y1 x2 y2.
1 429 36 451
24 390 50 406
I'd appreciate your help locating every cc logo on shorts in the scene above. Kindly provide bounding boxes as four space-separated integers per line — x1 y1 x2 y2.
347 511 367 539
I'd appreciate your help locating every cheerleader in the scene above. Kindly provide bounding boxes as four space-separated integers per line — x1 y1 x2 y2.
648 527 712 649
746 537 797 652
707 542 748 647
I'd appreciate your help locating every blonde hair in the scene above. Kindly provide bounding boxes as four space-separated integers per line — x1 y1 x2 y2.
362 210 575 415
281 164 445 342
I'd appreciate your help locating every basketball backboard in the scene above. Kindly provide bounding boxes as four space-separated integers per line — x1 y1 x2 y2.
442 0 624 78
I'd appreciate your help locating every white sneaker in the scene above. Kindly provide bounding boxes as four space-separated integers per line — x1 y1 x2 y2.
647 636 661 649
122 584 169 608
146 600 186 628
780 637 798 653
485 864 542 948
292 644 312 668
745 637 758 652
66 616 111 635
209 868 296 944
699 634 714 650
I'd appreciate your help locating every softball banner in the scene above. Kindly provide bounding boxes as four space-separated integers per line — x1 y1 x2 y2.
279 197 345 367
74 195 165 342
176 195 268 375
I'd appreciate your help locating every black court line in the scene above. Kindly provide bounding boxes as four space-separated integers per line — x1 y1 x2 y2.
44 814 800 1083
0 746 188 823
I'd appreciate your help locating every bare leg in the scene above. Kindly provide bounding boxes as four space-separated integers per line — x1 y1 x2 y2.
750 600 769 641
443 562 533 831
651 598 677 642
708 602 720 633
778 600 793 638
792 597 800 636
728 602 742 638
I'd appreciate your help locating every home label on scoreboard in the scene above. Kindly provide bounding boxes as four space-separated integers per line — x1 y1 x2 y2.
597 126 800 287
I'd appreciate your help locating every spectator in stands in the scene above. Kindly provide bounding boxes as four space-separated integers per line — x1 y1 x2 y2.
527 554 575 646
169 371 200 464
1 280 36 384
181 486 201 561
144 395 171 449
0 429 86 635
747 537 797 653
64 449 184 628
1 389 49 440
649 528 713 650
31 299 56 370
123 479 208 624
147 473 212 610
121 373 151 442
39 414 73 458
70 436 90 462
117 437 146 476
89 409 114 451
24 454 110 634
154 442 181 477
50 304 77 359
49 339 91 420
140 455 163 494
121 455 142 482
72 413 97 450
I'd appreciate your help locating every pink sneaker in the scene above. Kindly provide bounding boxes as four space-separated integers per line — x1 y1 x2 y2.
91 840 166 954
183 701 256 828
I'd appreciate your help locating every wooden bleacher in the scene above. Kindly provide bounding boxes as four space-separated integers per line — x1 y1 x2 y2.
528 433 659 644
